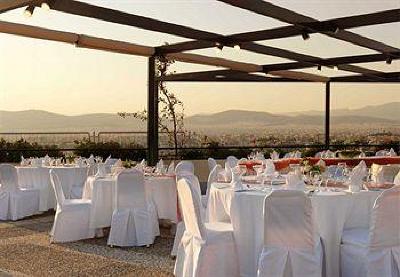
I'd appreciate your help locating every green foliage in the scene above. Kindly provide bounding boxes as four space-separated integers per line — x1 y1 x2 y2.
73 139 146 161
0 138 61 163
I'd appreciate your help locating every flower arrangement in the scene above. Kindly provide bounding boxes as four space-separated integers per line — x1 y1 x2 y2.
300 160 326 174
122 160 136 168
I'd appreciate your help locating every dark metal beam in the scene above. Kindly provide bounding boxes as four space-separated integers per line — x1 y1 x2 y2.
331 72 400 82
49 0 219 41
158 70 311 82
262 52 400 72
325 82 331 148
218 0 400 54
158 8 400 54
147 56 158 166
0 0 37 14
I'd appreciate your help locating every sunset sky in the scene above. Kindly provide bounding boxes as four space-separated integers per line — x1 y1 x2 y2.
0 0 399 116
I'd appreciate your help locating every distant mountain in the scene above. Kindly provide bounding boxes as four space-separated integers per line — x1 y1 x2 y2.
285 102 400 120
0 102 399 133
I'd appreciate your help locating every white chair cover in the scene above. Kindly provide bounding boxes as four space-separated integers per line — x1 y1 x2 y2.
375 150 389 157
167 161 175 174
0 164 40 221
395 172 400 186
257 190 322 277
341 186 400 277
207 158 217 173
49 170 93 242
172 173 206 257
373 165 400 184
175 161 194 176
174 177 239 277
226 156 239 169
204 164 222 208
107 169 159 246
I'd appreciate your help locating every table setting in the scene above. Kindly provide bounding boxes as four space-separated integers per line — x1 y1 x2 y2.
207 160 395 277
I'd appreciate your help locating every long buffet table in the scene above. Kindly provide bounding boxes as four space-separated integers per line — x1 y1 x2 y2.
241 156 400 171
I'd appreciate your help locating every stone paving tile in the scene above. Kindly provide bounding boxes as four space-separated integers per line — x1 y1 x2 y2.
0 214 175 276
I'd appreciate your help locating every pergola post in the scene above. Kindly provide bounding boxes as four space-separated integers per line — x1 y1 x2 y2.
325 81 331 149
147 56 159 165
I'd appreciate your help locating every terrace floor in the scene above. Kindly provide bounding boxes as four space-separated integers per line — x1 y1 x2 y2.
0 212 175 276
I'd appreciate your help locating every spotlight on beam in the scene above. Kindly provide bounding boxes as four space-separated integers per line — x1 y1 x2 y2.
333 65 339 71
41 2 51 11
24 5 35 17
233 44 241 51
333 27 340 34
215 42 224 54
386 57 393 65
317 65 322 71
301 31 310 41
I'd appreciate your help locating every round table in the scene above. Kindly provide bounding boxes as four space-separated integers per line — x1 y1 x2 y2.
208 183 381 277
82 174 178 229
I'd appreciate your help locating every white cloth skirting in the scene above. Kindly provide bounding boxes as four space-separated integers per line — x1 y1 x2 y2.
207 184 381 277
107 203 160 247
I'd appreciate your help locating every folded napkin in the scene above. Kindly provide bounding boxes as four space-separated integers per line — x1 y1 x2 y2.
389 148 397 157
113 159 123 167
95 164 107 177
167 161 175 174
255 152 265 160
156 159 164 173
348 161 367 192
284 172 305 191
270 151 279 160
394 171 400 186
263 159 276 175
359 151 366 158
231 166 244 191
140 159 147 166
294 151 302 158
87 154 95 165
325 150 335 158
223 162 233 182
316 159 326 168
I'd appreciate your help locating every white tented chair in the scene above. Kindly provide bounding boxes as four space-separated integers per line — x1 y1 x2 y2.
226 155 239 169
257 190 323 277
395 172 400 186
107 169 159 247
174 176 239 277
203 164 222 208
341 186 400 277
372 165 400 184
175 161 195 176
171 173 206 257
49 170 94 242
375 150 389 157
207 157 217 173
0 164 40 221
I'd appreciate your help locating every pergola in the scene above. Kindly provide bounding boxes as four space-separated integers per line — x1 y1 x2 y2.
1 0 399 165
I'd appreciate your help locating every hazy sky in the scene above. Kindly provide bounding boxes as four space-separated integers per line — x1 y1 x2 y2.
0 0 399 116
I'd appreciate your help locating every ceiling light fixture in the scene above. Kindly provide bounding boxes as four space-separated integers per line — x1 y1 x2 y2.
333 65 339 71
24 5 35 17
233 44 241 51
317 65 322 71
215 42 224 54
301 31 310 40
386 57 393 65
41 2 51 11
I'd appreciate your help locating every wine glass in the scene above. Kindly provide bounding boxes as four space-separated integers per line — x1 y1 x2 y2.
311 170 322 191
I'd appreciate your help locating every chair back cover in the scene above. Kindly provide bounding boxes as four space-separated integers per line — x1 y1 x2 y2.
207 158 217 172
226 156 238 169
49 170 66 207
177 177 206 240
175 161 194 176
0 164 18 192
167 161 175 174
369 186 400 249
206 164 222 199
115 169 146 209
394 172 400 186
264 190 315 249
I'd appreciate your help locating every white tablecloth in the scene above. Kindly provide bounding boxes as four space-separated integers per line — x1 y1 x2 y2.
82 175 178 229
208 183 381 277
17 166 88 211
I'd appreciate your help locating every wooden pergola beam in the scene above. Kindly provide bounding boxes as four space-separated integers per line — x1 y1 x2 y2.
45 0 219 41
158 8 400 54
158 70 311 82
0 0 37 13
262 52 400 71
0 20 329 82
218 0 400 54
